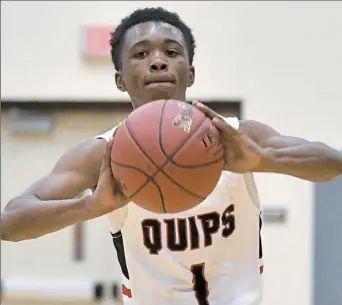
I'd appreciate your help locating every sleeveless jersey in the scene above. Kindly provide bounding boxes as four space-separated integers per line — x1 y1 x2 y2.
95 117 263 305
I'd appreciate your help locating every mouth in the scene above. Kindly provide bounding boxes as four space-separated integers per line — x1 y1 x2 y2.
144 77 176 87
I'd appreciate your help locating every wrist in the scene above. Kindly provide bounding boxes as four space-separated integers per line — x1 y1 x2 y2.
76 194 104 221
254 147 278 173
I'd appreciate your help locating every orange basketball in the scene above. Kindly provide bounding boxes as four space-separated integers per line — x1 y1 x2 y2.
111 99 224 213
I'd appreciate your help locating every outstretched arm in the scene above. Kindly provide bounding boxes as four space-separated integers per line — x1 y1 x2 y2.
1 139 107 242
192 101 342 182
240 120 342 181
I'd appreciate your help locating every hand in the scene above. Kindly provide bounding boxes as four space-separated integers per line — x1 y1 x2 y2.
92 138 128 213
193 101 267 173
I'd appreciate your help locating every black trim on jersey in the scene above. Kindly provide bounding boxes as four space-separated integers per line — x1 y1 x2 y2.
259 215 263 259
111 231 130 280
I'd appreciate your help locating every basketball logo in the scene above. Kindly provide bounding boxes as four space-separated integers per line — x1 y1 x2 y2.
172 102 195 133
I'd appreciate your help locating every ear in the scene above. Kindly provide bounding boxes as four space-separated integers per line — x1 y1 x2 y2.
187 66 195 87
115 72 127 92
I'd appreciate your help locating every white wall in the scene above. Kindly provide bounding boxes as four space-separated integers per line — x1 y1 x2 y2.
2 2 342 305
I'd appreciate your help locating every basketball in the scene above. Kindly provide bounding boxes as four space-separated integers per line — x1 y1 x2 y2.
110 99 224 213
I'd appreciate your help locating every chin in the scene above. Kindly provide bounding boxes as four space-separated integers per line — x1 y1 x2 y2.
149 90 183 102
131 90 184 108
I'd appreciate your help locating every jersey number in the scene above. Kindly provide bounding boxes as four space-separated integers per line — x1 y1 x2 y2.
191 263 209 305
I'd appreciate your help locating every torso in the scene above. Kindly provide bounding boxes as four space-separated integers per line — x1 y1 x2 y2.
97 120 263 305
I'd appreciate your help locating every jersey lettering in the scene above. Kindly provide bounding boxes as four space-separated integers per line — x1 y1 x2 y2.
141 204 235 255
164 218 188 251
201 132 215 148
191 263 209 305
142 219 162 254
197 212 220 247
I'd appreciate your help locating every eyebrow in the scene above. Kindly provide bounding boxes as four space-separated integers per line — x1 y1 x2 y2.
130 38 183 50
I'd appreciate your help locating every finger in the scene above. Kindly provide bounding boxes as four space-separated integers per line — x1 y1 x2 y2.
212 119 244 156
219 132 244 155
102 137 114 168
193 102 222 120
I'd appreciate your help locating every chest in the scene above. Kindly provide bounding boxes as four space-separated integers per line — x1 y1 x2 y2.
122 173 255 258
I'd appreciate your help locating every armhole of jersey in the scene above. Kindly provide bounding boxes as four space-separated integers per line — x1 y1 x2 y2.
259 215 264 274
108 206 132 299
94 126 118 142
107 205 129 233
223 117 264 273
96 125 132 285
94 125 129 232
242 174 263 273
242 173 261 210
222 117 261 211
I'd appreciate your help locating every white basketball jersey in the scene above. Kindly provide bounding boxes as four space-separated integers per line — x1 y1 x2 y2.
95 117 263 305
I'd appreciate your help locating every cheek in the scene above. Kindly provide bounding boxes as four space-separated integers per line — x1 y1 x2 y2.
124 65 143 89
175 60 190 82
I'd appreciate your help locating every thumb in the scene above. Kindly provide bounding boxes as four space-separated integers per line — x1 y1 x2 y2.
101 137 114 171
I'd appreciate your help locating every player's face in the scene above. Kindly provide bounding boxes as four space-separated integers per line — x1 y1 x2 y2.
116 21 195 108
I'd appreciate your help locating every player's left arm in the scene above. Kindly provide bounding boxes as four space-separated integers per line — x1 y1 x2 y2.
240 119 342 182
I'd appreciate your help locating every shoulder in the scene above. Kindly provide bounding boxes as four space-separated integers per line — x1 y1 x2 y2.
64 124 119 167
52 137 108 182
58 138 106 168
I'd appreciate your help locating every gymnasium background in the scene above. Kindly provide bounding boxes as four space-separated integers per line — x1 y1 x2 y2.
1 1 342 305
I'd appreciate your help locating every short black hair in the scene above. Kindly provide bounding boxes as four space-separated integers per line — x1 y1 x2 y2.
110 7 196 71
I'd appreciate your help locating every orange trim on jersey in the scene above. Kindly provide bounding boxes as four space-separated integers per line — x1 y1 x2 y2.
122 284 132 298
260 265 264 274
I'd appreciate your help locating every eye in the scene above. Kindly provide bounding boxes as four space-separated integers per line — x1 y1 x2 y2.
134 51 148 59
165 49 179 57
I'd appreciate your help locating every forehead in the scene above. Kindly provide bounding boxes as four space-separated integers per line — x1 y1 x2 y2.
123 21 186 49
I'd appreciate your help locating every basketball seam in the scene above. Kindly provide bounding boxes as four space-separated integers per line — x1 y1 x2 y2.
110 161 151 199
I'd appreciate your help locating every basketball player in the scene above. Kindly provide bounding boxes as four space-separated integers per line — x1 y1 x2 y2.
2 7 342 305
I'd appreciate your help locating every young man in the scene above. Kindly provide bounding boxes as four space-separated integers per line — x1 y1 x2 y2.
1 7 341 305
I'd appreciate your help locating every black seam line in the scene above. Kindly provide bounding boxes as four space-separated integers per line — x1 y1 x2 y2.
171 156 224 168
110 161 151 200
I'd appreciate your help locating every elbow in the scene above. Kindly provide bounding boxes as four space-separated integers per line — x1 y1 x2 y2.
0 213 23 242
311 149 342 182
324 156 342 181
0 224 21 242
1 198 34 242
0 221 38 242
1 233 23 243
309 176 336 183
309 170 341 183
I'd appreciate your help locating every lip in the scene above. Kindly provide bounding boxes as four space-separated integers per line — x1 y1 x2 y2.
144 81 175 88
144 75 176 86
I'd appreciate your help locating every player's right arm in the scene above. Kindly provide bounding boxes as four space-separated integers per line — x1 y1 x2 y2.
1 138 127 242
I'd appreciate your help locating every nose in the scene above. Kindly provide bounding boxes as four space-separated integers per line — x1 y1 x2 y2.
150 59 168 73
